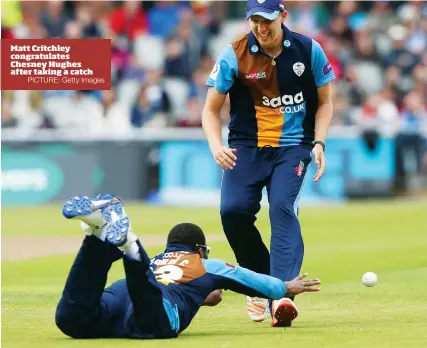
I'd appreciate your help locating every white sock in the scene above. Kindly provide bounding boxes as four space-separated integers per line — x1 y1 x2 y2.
92 225 107 241
121 231 141 261
80 222 107 241
122 241 141 261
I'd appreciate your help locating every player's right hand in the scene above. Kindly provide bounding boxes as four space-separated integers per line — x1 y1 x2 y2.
213 146 237 170
202 289 223 307
284 273 321 296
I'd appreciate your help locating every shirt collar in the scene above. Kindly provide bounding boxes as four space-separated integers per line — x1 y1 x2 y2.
248 24 294 55
164 244 196 253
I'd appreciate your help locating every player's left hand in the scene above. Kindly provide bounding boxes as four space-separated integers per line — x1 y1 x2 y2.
284 273 321 296
312 144 325 182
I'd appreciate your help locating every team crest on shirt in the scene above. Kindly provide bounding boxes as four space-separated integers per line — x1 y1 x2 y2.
293 62 305 77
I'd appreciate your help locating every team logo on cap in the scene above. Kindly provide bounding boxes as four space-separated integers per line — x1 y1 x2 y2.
293 62 305 77
257 0 266 3
283 40 291 47
251 45 259 53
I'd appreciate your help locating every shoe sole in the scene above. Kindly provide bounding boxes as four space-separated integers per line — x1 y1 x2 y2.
62 196 102 219
62 195 122 226
272 302 298 327
106 216 130 247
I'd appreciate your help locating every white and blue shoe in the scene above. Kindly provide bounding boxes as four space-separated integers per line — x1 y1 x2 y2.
62 194 135 248
105 214 135 248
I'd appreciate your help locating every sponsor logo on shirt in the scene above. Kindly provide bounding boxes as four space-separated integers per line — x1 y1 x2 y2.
262 91 305 114
262 91 304 107
245 70 266 80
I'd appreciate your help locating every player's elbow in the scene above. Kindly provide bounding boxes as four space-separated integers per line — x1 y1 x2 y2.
202 104 220 122
55 312 99 339
56 314 81 338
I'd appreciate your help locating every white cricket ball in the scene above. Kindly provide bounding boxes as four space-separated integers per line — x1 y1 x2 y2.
362 272 378 287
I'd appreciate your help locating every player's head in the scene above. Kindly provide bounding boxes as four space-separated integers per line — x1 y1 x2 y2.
246 0 287 49
167 223 210 259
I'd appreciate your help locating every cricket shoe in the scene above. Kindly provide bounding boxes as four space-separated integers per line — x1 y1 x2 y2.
247 296 270 322
62 194 125 227
62 194 134 248
271 298 298 327
104 211 136 248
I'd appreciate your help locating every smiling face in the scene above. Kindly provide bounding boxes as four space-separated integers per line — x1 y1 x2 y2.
249 12 286 50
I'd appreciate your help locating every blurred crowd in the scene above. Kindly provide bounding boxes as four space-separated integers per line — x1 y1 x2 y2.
1 1 427 191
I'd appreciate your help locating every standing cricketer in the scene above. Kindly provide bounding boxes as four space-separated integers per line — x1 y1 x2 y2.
202 0 335 326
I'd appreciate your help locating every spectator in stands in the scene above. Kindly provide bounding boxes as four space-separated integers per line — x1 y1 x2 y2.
93 89 131 135
130 70 171 128
64 20 82 39
147 1 190 38
1 91 18 128
122 53 145 81
384 25 420 75
329 84 353 126
39 0 70 38
352 29 381 64
406 15 427 56
14 13 47 39
183 67 208 127
43 91 103 133
395 90 427 194
340 64 364 107
286 1 330 36
365 2 398 36
109 0 148 42
164 15 205 80
74 3 103 39
383 65 407 106
2 90 44 129
164 37 190 80
1 0 22 39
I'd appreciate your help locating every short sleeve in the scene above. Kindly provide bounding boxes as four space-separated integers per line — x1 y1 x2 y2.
311 39 336 88
206 44 238 94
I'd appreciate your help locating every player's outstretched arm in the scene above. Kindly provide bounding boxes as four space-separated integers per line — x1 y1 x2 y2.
203 259 321 300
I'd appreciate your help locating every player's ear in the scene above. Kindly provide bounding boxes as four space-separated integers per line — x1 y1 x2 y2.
281 10 288 22
197 247 208 259
196 247 203 258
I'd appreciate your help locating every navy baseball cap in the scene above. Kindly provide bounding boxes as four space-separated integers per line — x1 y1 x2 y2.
246 0 285 20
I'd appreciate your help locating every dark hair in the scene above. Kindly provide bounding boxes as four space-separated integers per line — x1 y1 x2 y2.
166 223 206 250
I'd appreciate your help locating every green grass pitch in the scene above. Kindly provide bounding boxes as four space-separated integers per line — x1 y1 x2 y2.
2 200 427 347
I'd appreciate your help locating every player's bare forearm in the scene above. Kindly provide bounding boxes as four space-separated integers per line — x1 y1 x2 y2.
202 88 237 170
312 83 333 182
314 83 333 143
314 102 333 143
202 109 223 152
202 88 227 152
